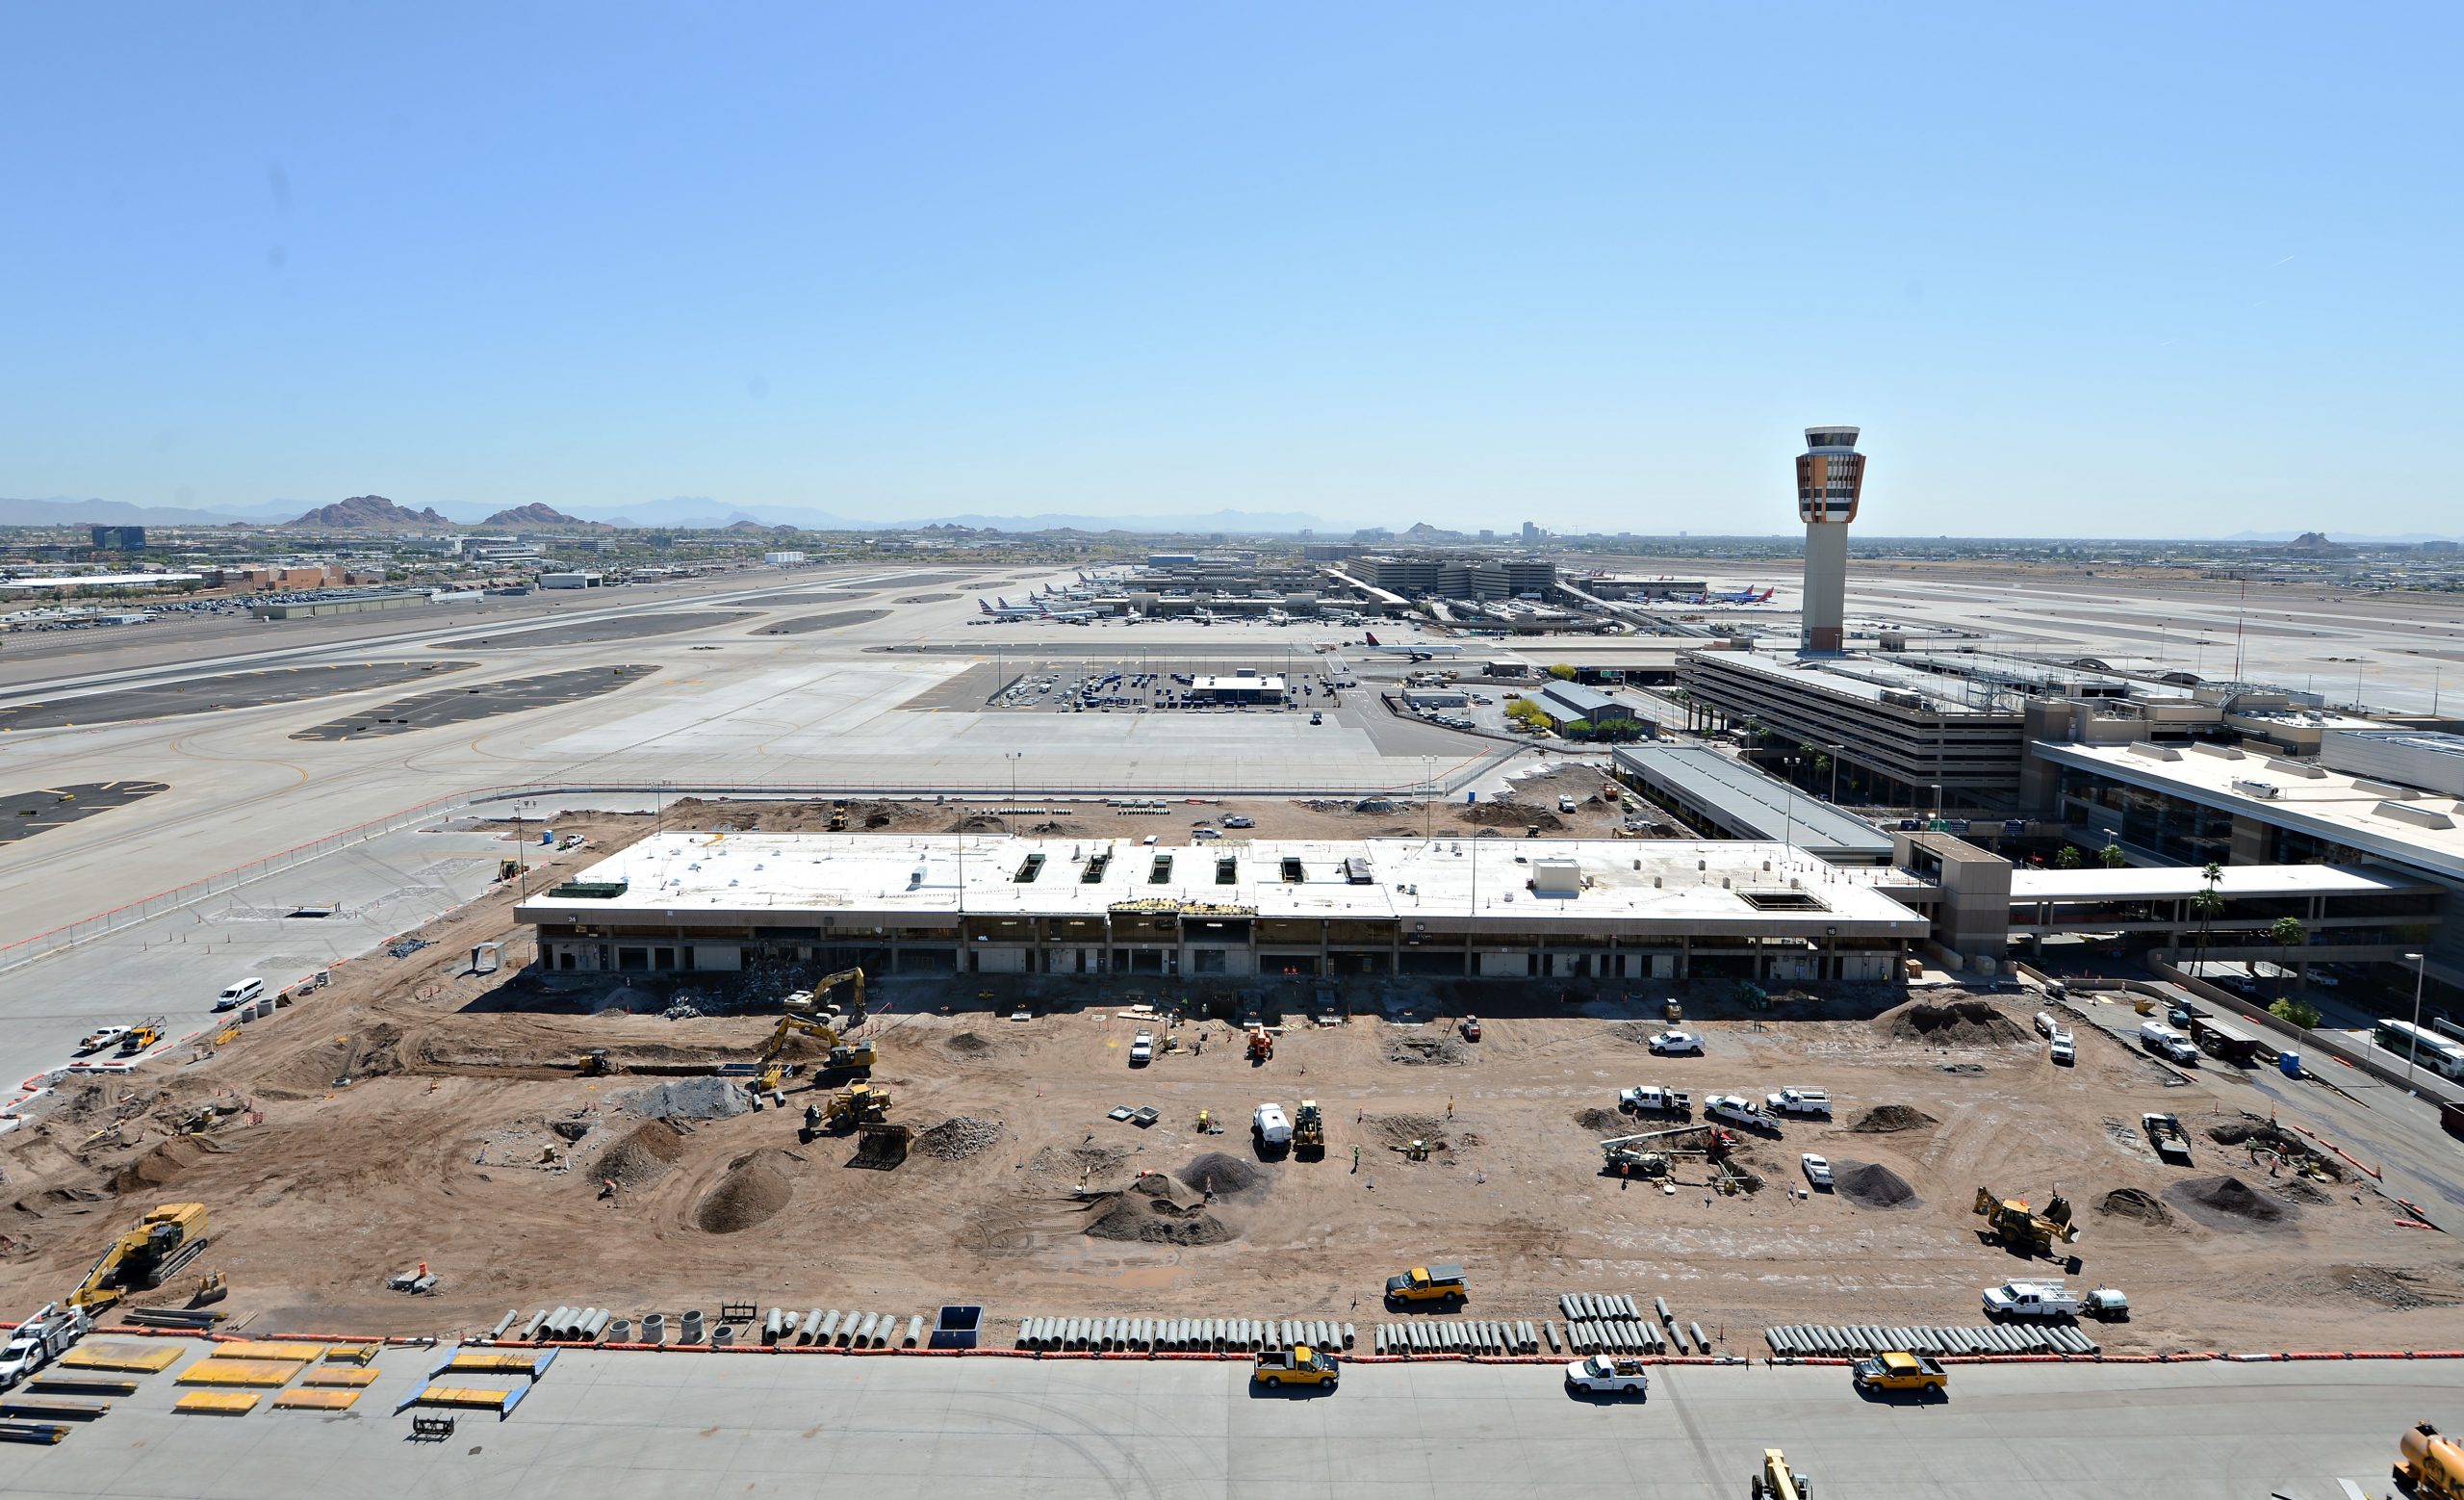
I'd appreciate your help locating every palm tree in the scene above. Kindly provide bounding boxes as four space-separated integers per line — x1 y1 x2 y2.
2054 845 2083 869
2269 915 2307 989
2099 842 2126 869
2191 862 2226 974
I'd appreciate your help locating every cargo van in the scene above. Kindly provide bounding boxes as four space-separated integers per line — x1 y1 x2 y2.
214 977 266 1012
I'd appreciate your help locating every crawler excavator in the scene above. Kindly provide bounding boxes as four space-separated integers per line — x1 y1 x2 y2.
754 969 875 1091
68 1203 210 1313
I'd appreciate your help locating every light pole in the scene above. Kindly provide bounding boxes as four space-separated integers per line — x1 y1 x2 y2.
1781 756 1798 854
1424 756 1435 841
1930 784 1943 826
2406 950 2427 1087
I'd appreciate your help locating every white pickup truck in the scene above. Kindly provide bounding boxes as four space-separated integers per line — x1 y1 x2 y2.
1619 1085 1690 1117
0 1303 91 1389
1764 1088 1832 1118
1704 1094 1777 1129
1983 1280 2080 1319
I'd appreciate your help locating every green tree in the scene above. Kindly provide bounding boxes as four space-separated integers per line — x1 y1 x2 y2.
2269 996 2322 1029
1547 663 1577 682
2054 844 2083 869
2191 862 2226 973
1504 698 1550 730
2099 842 2127 869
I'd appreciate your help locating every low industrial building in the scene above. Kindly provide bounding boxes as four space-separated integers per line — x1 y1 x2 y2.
1530 681 1649 741
1613 744 1895 864
516 833 1931 984
246 591 431 619
1188 673 1285 704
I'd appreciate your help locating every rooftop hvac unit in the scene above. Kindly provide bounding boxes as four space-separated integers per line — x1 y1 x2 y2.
2229 778 2282 800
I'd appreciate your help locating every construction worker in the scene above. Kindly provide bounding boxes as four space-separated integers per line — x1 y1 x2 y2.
1351 1145 1361 1173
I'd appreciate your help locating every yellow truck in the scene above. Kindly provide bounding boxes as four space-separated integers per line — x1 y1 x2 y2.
1253 1345 1339 1389
1383 1262 1468 1306
1852 1352 1947 1398
2398 1420 2464 1498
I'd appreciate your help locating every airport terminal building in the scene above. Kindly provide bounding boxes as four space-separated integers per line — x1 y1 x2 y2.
517 833 1930 985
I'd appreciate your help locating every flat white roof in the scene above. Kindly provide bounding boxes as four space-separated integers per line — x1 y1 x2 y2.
2037 739 2464 884
1191 675 1284 690
2008 864 2430 902
0 573 204 588
518 832 1932 937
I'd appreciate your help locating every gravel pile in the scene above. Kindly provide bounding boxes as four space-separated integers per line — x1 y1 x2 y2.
595 1119 689 1188
1386 1035 1472 1066
1848 1104 1938 1134
915 1116 1004 1161
1874 999 2028 1046
1177 1151 1270 1201
2164 1174 2299 1231
1084 1194 1233 1245
694 1151 794 1233
1833 1161 1919 1209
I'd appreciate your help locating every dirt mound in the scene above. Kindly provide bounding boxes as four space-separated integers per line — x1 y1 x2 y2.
1083 1193 1234 1245
915 1117 1003 1162
1365 1114 1451 1151
1606 1022 1667 1047
1573 1107 1627 1133
1463 801 1563 830
2272 1177 2333 1205
693 1151 795 1233
1874 999 2028 1047
619 1077 750 1121
944 1032 994 1056
2096 1187 2174 1227
1386 1034 1471 1066
596 1119 690 1189
255 1022 409 1099
1833 1161 1919 1210
1848 1104 1938 1134
2163 1174 2298 1231
112 1138 206 1195
1176 1151 1270 1201
1030 1145 1126 1178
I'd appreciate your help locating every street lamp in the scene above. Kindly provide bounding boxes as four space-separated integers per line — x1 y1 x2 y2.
1929 784 1942 825
2406 950 2428 1087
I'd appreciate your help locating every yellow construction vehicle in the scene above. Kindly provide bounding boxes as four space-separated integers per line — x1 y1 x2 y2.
1973 1186 2083 1273
1292 1099 1325 1159
828 800 849 831
116 1020 166 1057
1751 1448 1811 1499
784 968 868 1024
578 1049 617 1076
2398 1420 2464 1498
755 970 875 1090
819 1081 892 1130
69 1203 210 1312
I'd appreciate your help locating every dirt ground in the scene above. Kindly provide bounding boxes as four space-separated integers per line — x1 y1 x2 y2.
4 805 2459 1354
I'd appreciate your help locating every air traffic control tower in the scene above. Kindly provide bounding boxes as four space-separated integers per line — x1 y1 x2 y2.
1795 425 1864 653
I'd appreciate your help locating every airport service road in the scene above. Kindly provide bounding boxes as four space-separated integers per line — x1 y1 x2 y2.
0 1346 2439 1500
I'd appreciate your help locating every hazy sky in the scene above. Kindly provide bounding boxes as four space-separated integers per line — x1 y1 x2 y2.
5 4 2457 534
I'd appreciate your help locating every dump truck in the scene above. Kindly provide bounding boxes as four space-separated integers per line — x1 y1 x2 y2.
1973 1186 2083 1273
1751 1448 1811 1499
1292 1099 1325 1159
1253 1345 1338 1388
1384 1263 1469 1306
2142 1112 2194 1165
1852 1352 1946 1397
68 1203 210 1312
2397 1420 2464 1498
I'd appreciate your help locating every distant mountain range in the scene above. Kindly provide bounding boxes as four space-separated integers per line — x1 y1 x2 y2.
286 495 450 529
2220 530 2461 545
0 493 1333 534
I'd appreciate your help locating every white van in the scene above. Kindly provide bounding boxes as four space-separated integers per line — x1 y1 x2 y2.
214 977 266 1012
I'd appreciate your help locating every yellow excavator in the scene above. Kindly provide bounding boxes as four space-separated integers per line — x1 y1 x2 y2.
69 1203 210 1312
756 968 875 1091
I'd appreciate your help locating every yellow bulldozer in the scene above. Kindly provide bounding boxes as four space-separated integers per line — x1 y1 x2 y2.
818 1081 892 1131
1973 1186 2083 1273
69 1203 210 1313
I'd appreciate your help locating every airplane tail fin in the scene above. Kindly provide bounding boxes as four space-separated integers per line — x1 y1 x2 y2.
1364 632 1381 646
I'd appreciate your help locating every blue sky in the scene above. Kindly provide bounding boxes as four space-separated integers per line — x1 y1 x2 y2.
4 3 2456 535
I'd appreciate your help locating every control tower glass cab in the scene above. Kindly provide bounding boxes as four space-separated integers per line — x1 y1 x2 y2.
1796 426 1863 653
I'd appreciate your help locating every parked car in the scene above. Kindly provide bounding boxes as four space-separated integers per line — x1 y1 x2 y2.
1564 1355 1650 1396
1648 1030 1703 1056
1129 1031 1154 1066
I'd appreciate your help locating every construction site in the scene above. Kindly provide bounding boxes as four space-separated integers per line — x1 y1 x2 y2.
2 803 2456 1362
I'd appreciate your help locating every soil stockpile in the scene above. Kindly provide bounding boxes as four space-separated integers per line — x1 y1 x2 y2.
1833 1161 1919 1210
1084 1193 1234 1246
595 1119 690 1188
1874 999 2029 1047
694 1151 794 1233
112 1138 205 1195
944 1032 994 1057
1573 1108 1627 1134
1849 1104 1938 1134
1386 1034 1471 1066
619 1077 750 1121
2164 1175 2297 1231
2097 1187 2175 1227
915 1117 1003 1162
1176 1152 1270 1201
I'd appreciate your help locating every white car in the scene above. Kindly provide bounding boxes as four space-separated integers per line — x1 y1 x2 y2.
1648 1030 1703 1056
1801 1153 1835 1189
1129 1031 1154 1066
1563 1356 1650 1396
